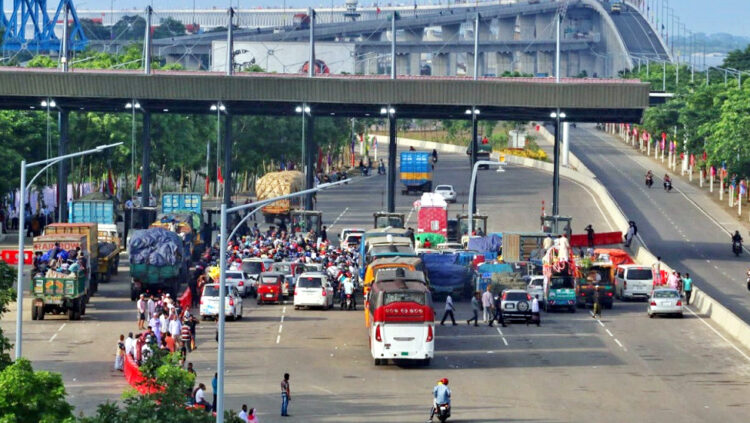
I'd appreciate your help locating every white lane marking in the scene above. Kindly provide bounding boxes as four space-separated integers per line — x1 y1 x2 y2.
685 306 750 363
605 329 614 337
280 315 285 323
311 385 334 394
58 323 66 332
495 327 509 346
276 306 287 344
276 335 281 344
49 333 58 343
278 325 283 334
282 306 287 314
327 207 350 231
614 338 624 348
405 206 416 225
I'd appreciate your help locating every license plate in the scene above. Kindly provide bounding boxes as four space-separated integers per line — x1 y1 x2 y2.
265 294 273 298
664 301 673 307
400 352 409 356
506 304 515 309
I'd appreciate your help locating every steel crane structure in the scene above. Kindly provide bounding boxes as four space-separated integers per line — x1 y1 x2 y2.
1 0 87 52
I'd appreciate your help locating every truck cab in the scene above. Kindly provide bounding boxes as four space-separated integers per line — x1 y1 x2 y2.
373 212 405 229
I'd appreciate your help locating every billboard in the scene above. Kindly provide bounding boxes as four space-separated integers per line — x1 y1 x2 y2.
212 41 356 74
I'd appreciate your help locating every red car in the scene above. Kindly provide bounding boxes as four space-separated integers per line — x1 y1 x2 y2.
257 272 285 305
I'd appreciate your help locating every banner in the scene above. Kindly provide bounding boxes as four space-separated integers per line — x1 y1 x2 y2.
217 166 224 185
135 174 142 191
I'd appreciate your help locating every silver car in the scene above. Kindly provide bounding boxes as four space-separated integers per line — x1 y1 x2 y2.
647 288 683 318
434 185 457 203
526 276 545 304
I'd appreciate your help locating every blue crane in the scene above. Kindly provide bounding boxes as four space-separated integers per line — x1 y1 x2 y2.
1 0 87 52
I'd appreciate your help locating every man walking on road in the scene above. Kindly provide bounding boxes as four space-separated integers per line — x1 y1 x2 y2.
493 293 505 327
281 372 291 417
481 286 494 324
683 273 693 305
440 294 457 326
467 292 480 326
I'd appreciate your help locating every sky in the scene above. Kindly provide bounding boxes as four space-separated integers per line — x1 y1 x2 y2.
54 0 750 38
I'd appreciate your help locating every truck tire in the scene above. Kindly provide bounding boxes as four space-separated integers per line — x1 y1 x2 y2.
80 296 87 315
68 300 77 320
113 256 120 275
90 279 98 296
423 182 432 192
31 304 38 320
38 305 45 320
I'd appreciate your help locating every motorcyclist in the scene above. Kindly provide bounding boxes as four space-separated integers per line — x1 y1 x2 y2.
645 170 653 187
432 149 438 163
732 231 743 253
343 273 355 309
378 159 386 175
428 378 451 422
663 174 672 191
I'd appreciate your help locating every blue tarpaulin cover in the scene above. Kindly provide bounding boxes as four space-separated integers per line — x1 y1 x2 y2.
467 234 502 253
421 253 472 291
128 228 183 266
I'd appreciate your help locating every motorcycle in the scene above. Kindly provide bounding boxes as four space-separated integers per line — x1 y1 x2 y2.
664 180 673 192
435 403 451 423
645 175 653 188
346 293 355 310
733 240 743 256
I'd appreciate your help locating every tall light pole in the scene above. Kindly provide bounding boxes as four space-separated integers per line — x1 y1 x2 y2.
15 142 123 359
41 99 57 185
211 103 226 198
468 160 506 236
215 178 352 423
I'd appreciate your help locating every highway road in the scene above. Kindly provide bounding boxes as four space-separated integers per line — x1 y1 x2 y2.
2 148 749 422
610 4 669 61
569 125 750 324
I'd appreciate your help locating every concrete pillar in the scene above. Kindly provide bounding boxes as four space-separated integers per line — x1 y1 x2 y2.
519 15 535 39
396 55 410 76
387 114 397 213
497 17 515 40
400 28 423 75
304 114 315 210
432 53 456 76
57 110 69 222
496 53 513 75
562 122 570 167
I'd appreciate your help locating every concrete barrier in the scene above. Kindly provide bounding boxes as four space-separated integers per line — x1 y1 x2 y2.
400 134 749 352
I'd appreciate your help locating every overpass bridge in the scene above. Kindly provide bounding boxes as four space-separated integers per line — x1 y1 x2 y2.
81 0 669 78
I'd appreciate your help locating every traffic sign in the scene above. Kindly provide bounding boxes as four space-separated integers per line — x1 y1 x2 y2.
0 249 33 266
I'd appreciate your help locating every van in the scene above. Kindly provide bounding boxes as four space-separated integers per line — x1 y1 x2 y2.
615 265 654 300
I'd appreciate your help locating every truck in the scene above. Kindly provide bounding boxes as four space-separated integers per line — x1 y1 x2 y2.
400 151 433 195
255 170 305 224
128 227 187 300
540 246 577 312
153 193 205 261
373 212 405 229
290 210 323 238
610 0 623 14
43 223 101 292
68 199 122 282
31 234 92 320
467 137 492 168
416 193 447 238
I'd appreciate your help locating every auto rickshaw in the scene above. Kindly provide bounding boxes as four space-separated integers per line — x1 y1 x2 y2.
256 272 285 305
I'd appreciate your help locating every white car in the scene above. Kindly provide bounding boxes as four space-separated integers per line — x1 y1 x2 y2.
647 288 683 318
434 185 457 203
293 273 334 310
200 284 243 321
526 276 545 304
339 228 365 242
225 270 251 297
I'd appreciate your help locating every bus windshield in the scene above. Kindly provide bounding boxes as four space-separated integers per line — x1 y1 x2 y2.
383 291 426 306
549 276 575 290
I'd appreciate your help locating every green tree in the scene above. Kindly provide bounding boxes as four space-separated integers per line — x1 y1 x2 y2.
0 358 75 423
153 18 186 39
723 44 750 71
111 16 146 41
80 18 111 41
704 84 750 174
0 262 15 370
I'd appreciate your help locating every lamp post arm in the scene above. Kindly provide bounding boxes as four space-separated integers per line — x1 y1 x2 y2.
27 142 123 167
468 160 505 236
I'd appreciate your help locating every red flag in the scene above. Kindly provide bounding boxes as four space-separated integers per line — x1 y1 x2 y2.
135 174 142 191
217 166 224 185
689 154 695 167
535 124 540 132
107 169 116 196
317 146 323 170
702 151 707 161
204 175 210 195
661 132 666 142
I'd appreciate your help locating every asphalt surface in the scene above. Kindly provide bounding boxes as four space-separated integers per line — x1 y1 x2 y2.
569 125 750 324
609 4 669 61
2 148 749 421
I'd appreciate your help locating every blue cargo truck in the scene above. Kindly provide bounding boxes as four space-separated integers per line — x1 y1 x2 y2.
155 193 204 261
400 151 433 195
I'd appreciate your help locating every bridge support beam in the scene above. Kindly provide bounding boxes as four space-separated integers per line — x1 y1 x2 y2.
432 53 456 76
141 111 151 207
470 110 478 215
223 114 233 206
57 110 70 222
387 112 397 213
304 113 316 211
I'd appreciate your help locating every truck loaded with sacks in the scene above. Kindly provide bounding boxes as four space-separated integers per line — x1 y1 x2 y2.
128 227 188 300
255 170 304 224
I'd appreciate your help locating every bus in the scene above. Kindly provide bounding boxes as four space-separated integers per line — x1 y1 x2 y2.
364 236 416 265
364 262 427 327
369 276 434 366
358 227 412 278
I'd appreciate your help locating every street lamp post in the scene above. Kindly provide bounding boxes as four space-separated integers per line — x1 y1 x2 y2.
215 178 352 423
468 160 506 236
211 103 226 198
15 142 123 359
550 111 566 217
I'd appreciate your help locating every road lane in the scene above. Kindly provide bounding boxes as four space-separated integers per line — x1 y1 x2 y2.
569 125 750 323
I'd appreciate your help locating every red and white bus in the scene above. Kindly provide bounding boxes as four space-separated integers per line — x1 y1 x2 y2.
368 278 434 366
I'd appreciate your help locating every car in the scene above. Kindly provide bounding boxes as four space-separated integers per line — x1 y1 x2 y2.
436 242 463 252
342 233 363 250
257 272 285 305
500 289 532 323
647 288 683 318
293 273 334 310
241 258 265 296
224 270 251 298
526 276 545 303
339 228 365 242
199 284 243 321
615 265 654 300
434 185 457 203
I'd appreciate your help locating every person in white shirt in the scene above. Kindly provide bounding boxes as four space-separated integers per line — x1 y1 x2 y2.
136 294 147 330
529 295 541 327
481 286 494 324
124 332 135 357
194 383 210 409
168 315 181 345
147 296 156 317
440 294 457 326
238 404 249 422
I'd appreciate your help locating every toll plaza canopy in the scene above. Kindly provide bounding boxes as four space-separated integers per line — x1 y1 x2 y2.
0 68 649 122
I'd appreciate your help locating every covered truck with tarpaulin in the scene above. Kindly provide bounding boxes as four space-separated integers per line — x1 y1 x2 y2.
128 228 187 300
420 252 473 299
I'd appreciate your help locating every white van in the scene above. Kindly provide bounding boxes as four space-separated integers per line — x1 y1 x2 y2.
615 265 654 300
